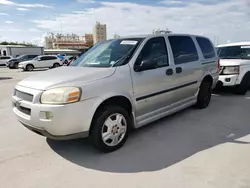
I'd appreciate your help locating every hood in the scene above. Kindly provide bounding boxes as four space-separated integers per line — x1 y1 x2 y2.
219 59 250 66
17 66 116 90
8 58 18 62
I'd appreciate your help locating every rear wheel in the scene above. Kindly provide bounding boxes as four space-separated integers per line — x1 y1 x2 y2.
26 64 34 71
90 105 130 152
195 80 212 109
53 63 60 68
234 73 250 95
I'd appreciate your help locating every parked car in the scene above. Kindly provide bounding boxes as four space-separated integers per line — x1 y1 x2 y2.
13 34 219 152
0 56 12 66
18 55 61 71
216 42 250 95
6 54 38 69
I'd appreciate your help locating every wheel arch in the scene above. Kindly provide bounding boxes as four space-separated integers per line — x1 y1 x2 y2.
25 63 34 69
201 74 213 86
89 95 135 134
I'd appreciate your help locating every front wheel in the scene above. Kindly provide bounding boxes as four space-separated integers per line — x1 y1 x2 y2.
14 63 18 69
26 64 34 71
234 74 250 95
90 106 130 152
195 80 212 109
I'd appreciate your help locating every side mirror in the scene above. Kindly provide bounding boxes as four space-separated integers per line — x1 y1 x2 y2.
134 59 157 72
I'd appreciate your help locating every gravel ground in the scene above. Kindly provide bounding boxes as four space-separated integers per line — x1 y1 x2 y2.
0 67 250 188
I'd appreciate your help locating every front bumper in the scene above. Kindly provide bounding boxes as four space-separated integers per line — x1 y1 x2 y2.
18 64 24 69
12 85 99 139
218 75 239 86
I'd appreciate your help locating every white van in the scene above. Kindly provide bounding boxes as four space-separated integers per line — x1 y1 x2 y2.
217 42 250 94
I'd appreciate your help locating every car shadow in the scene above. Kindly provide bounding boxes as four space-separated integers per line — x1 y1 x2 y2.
0 77 12 80
47 96 250 173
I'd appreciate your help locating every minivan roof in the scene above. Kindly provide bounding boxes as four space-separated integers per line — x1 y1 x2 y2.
117 33 208 40
217 41 250 48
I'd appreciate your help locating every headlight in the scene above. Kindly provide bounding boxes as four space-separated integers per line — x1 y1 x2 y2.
223 66 239 75
41 87 81 104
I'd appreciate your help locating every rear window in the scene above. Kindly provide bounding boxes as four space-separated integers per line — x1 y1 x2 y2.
169 36 199 64
217 46 250 60
196 37 215 59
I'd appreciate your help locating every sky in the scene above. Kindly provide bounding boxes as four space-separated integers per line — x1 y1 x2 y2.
0 0 250 46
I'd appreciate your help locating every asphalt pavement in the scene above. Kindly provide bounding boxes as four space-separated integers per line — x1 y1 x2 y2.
0 67 250 188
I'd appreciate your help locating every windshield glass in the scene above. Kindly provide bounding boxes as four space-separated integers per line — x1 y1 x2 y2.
71 38 143 68
217 45 250 59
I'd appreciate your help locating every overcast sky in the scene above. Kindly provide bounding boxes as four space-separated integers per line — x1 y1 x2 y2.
0 0 250 46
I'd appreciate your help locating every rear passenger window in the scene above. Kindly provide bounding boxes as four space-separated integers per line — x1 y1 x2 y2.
169 36 199 64
50 56 57 60
196 37 215 59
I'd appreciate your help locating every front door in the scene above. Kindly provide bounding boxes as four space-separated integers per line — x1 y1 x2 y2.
37 56 47 68
130 36 175 121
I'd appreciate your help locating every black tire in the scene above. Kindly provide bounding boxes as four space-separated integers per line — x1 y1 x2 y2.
14 63 18 69
195 80 212 109
53 63 60 68
26 64 34 71
90 105 131 153
234 74 250 95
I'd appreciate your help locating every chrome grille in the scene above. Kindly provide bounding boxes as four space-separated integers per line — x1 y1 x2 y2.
15 89 33 102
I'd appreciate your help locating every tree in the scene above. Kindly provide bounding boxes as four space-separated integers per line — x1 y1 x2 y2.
0 41 37 47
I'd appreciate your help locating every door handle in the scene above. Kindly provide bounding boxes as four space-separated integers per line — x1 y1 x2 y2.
176 67 182 74
166 68 173 75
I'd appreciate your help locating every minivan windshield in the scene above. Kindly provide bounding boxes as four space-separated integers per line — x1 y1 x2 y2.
71 38 143 68
217 45 250 60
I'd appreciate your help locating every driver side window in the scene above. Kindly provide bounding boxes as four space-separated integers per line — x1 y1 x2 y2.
135 37 169 68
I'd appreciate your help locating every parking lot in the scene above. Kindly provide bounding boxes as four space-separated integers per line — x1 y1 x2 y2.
0 67 250 188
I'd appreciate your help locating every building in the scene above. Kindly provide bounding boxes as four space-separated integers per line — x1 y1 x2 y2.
44 33 93 50
83 34 94 44
93 22 107 44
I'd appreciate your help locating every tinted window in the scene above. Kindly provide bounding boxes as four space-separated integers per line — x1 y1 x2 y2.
28 55 38 59
196 37 215 59
169 36 199 64
135 37 169 68
217 46 250 60
41 56 57 60
0 56 11 60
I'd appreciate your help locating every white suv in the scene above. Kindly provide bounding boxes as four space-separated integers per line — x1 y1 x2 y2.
18 55 61 71
13 34 219 152
216 42 250 95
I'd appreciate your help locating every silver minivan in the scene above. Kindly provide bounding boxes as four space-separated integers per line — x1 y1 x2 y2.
13 34 219 152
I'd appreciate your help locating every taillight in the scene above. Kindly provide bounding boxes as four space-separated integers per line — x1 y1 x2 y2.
217 59 220 73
